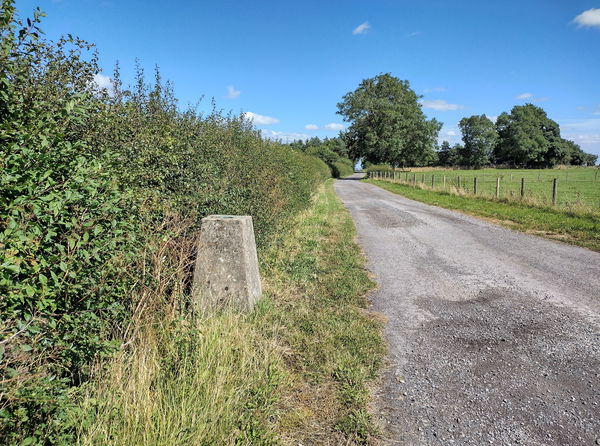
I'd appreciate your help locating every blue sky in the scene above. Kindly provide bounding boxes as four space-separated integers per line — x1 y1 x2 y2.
14 0 600 156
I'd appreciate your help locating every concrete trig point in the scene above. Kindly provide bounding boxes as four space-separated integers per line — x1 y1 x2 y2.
192 215 262 312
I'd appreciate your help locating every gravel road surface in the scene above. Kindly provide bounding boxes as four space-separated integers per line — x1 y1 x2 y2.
334 174 600 446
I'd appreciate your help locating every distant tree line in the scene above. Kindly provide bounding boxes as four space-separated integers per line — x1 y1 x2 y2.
438 104 597 168
332 73 597 169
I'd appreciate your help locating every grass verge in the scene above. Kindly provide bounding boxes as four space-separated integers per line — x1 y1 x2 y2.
72 179 384 445
365 179 600 252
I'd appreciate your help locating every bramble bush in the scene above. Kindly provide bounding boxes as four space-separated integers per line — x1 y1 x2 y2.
0 2 329 443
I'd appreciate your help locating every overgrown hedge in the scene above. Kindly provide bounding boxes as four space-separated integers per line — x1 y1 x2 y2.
305 146 354 178
331 159 355 178
0 3 329 443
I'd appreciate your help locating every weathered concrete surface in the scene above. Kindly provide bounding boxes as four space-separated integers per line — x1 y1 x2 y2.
193 215 261 312
334 174 600 446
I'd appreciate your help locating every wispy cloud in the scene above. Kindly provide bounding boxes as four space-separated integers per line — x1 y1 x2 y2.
560 118 600 153
325 123 345 131
406 31 422 38
92 73 114 96
421 99 464 111
516 92 533 100
304 124 319 130
593 105 600 115
352 22 370 35
573 8 600 28
423 87 446 93
437 124 461 144
261 130 310 143
226 85 240 99
243 112 280 125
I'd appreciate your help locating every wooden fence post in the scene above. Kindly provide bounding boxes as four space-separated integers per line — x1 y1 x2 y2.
552 178 557 206
457 176 461 189
431 174 435 188
474 177 478 195
443 175 446 189
496 177 500 198
520 178 525 198
413 173 416 184
421 174 425 184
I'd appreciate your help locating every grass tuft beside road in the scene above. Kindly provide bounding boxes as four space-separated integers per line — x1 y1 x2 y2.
366 179 600 252
259 179 385 444
73 180 384 445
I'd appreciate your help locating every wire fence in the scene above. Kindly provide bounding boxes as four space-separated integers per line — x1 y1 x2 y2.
369 170 600 212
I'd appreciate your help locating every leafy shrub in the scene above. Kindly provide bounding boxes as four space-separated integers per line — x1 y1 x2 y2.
306 146 354 178
331 159 355 178
0 2 330 443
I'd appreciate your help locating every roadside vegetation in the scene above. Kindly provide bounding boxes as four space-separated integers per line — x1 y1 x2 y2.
365 179 600 252
1 4 384 444
288 136 355 178
73 181 384 445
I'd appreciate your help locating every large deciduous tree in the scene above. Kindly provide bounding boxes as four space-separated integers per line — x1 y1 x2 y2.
336 73 441 167
494 104 567 168
458 114 497 168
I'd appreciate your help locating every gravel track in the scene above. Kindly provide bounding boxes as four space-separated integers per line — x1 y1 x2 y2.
334 174 600 446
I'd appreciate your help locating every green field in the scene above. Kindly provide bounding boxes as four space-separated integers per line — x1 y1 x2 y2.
371 167 600 211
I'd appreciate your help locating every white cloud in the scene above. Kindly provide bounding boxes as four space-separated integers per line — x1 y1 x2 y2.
226 85 240 99
93 73 114 94
261 130 310 143
560 118 600 132
406 31 422 38
573 8 600 28
423 87 446 93
243 112 280 125
421 99 464 111
568 134 600 144
516 92 533 100
325 123 345 131
560 118 600 155
437 125 461 144
304 124 319 130
592 105 600 115
352 22 370 35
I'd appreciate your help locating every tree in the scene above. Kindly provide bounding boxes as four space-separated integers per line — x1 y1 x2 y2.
565 140 586 165
336 73 441 167
494 104 567 168
437 140 460 166
585 153 598 166
458 115 497 168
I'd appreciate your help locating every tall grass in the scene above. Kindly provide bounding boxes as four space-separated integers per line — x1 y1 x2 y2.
72 181 385 445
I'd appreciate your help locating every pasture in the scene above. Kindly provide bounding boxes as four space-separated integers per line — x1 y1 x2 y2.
374 167 600 211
